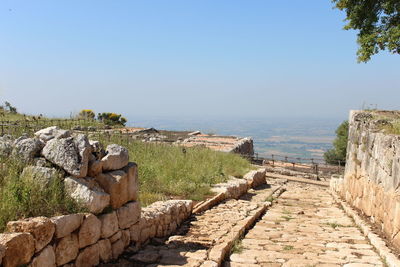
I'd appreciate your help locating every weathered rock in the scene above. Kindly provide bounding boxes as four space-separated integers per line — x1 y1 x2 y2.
75 243 99 267
97 239 112 263
109 231 122 244
95 170 129 209
89 140 103 154
55 233 79 266
35 126 71 142
122 162 139 201
121 229 130 248
0 233 35 267
42 134 91 178
0 244 5 265
111 239 125 259
117 201 141 229
0 135 13 158
51 214 84 238
129 223 140 243
99 211 119 239
33 157 52 167
7 217 55 252
87 158 103 177
244 168 266 188
30 245 56 267
78 214 101 248
12 137 44 162
64 176 110 214
101 144 129 171
21 166 59 187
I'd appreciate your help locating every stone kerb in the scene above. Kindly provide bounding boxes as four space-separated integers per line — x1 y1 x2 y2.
193 167 267 214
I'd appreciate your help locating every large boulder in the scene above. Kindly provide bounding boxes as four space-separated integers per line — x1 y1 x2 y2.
42 134 91 178
0 233 35 267
97 239 112 263
35 126 71 142
20 166 59 187
95 170 129 209
12 137 44 162
51 214 84 239
6 217 55 252
101 144 129 171
64 176 110 214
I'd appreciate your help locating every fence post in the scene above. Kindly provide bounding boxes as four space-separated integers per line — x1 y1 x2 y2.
292 162 295 170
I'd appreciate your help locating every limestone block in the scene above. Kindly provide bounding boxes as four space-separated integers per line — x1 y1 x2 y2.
122 162 139 201
121 229 130 248
20 166 59 187
99 211 119 239
117 201 141 229
0 233 35 267
101 144 129 171
30 245 56 267
35 126 71 142
97 239 112 263
55 233 79 266
75 243 99 267
64 176 110 214
87 159 103 177
7 216 55 252
12 137 44 162
111 239 125 259
109 231 122 244
51 214 84 239
129 223 140 242
42 134 91 178
95 170 129 209
78 214 101 248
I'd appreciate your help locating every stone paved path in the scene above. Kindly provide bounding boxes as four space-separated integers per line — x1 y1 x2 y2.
102 182 282 267
226 182 384 267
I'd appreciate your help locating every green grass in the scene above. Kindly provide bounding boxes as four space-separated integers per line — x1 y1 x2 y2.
281 215 293 221
283 245 294 251
0 158 85 232
97 134 252 206
231 239 244 254
325 222 348 229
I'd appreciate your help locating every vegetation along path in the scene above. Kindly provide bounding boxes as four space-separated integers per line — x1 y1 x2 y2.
103 180 385 267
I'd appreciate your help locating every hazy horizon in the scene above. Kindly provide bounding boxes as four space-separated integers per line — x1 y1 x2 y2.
1 1 399 120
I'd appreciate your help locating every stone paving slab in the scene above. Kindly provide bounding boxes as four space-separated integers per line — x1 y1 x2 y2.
225 182 384 267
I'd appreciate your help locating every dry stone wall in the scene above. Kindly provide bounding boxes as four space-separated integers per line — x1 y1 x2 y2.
0 126 260 266
331 110 400 249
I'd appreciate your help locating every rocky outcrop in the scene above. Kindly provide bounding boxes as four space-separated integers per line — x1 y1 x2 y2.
12 137 44 162
35 126 71 142
20 166 59 186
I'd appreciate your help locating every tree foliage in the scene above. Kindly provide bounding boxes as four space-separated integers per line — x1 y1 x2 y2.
78 109 95 120
324 120 349 164
97 112 127 126
332 0 400 62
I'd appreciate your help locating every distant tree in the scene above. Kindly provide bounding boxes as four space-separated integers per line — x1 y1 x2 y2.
97 112 127 126
324 120 349 165
332 0 400 62
78 109 96 120
3 101 17 114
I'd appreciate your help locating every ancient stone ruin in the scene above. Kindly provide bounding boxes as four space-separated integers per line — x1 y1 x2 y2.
331 110 400 250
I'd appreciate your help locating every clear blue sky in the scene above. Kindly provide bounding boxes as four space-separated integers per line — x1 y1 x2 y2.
1 0 399 121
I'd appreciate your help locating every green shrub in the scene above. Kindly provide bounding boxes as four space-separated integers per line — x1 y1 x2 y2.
324 120 349 165
0 158 85 232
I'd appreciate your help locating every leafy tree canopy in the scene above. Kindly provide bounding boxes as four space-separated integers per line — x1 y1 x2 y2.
97 112 127 126
324 120 349 164
332 0 400 62
78 109 95 120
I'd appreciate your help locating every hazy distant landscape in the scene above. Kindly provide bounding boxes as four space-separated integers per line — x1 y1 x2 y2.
129 116 342 160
